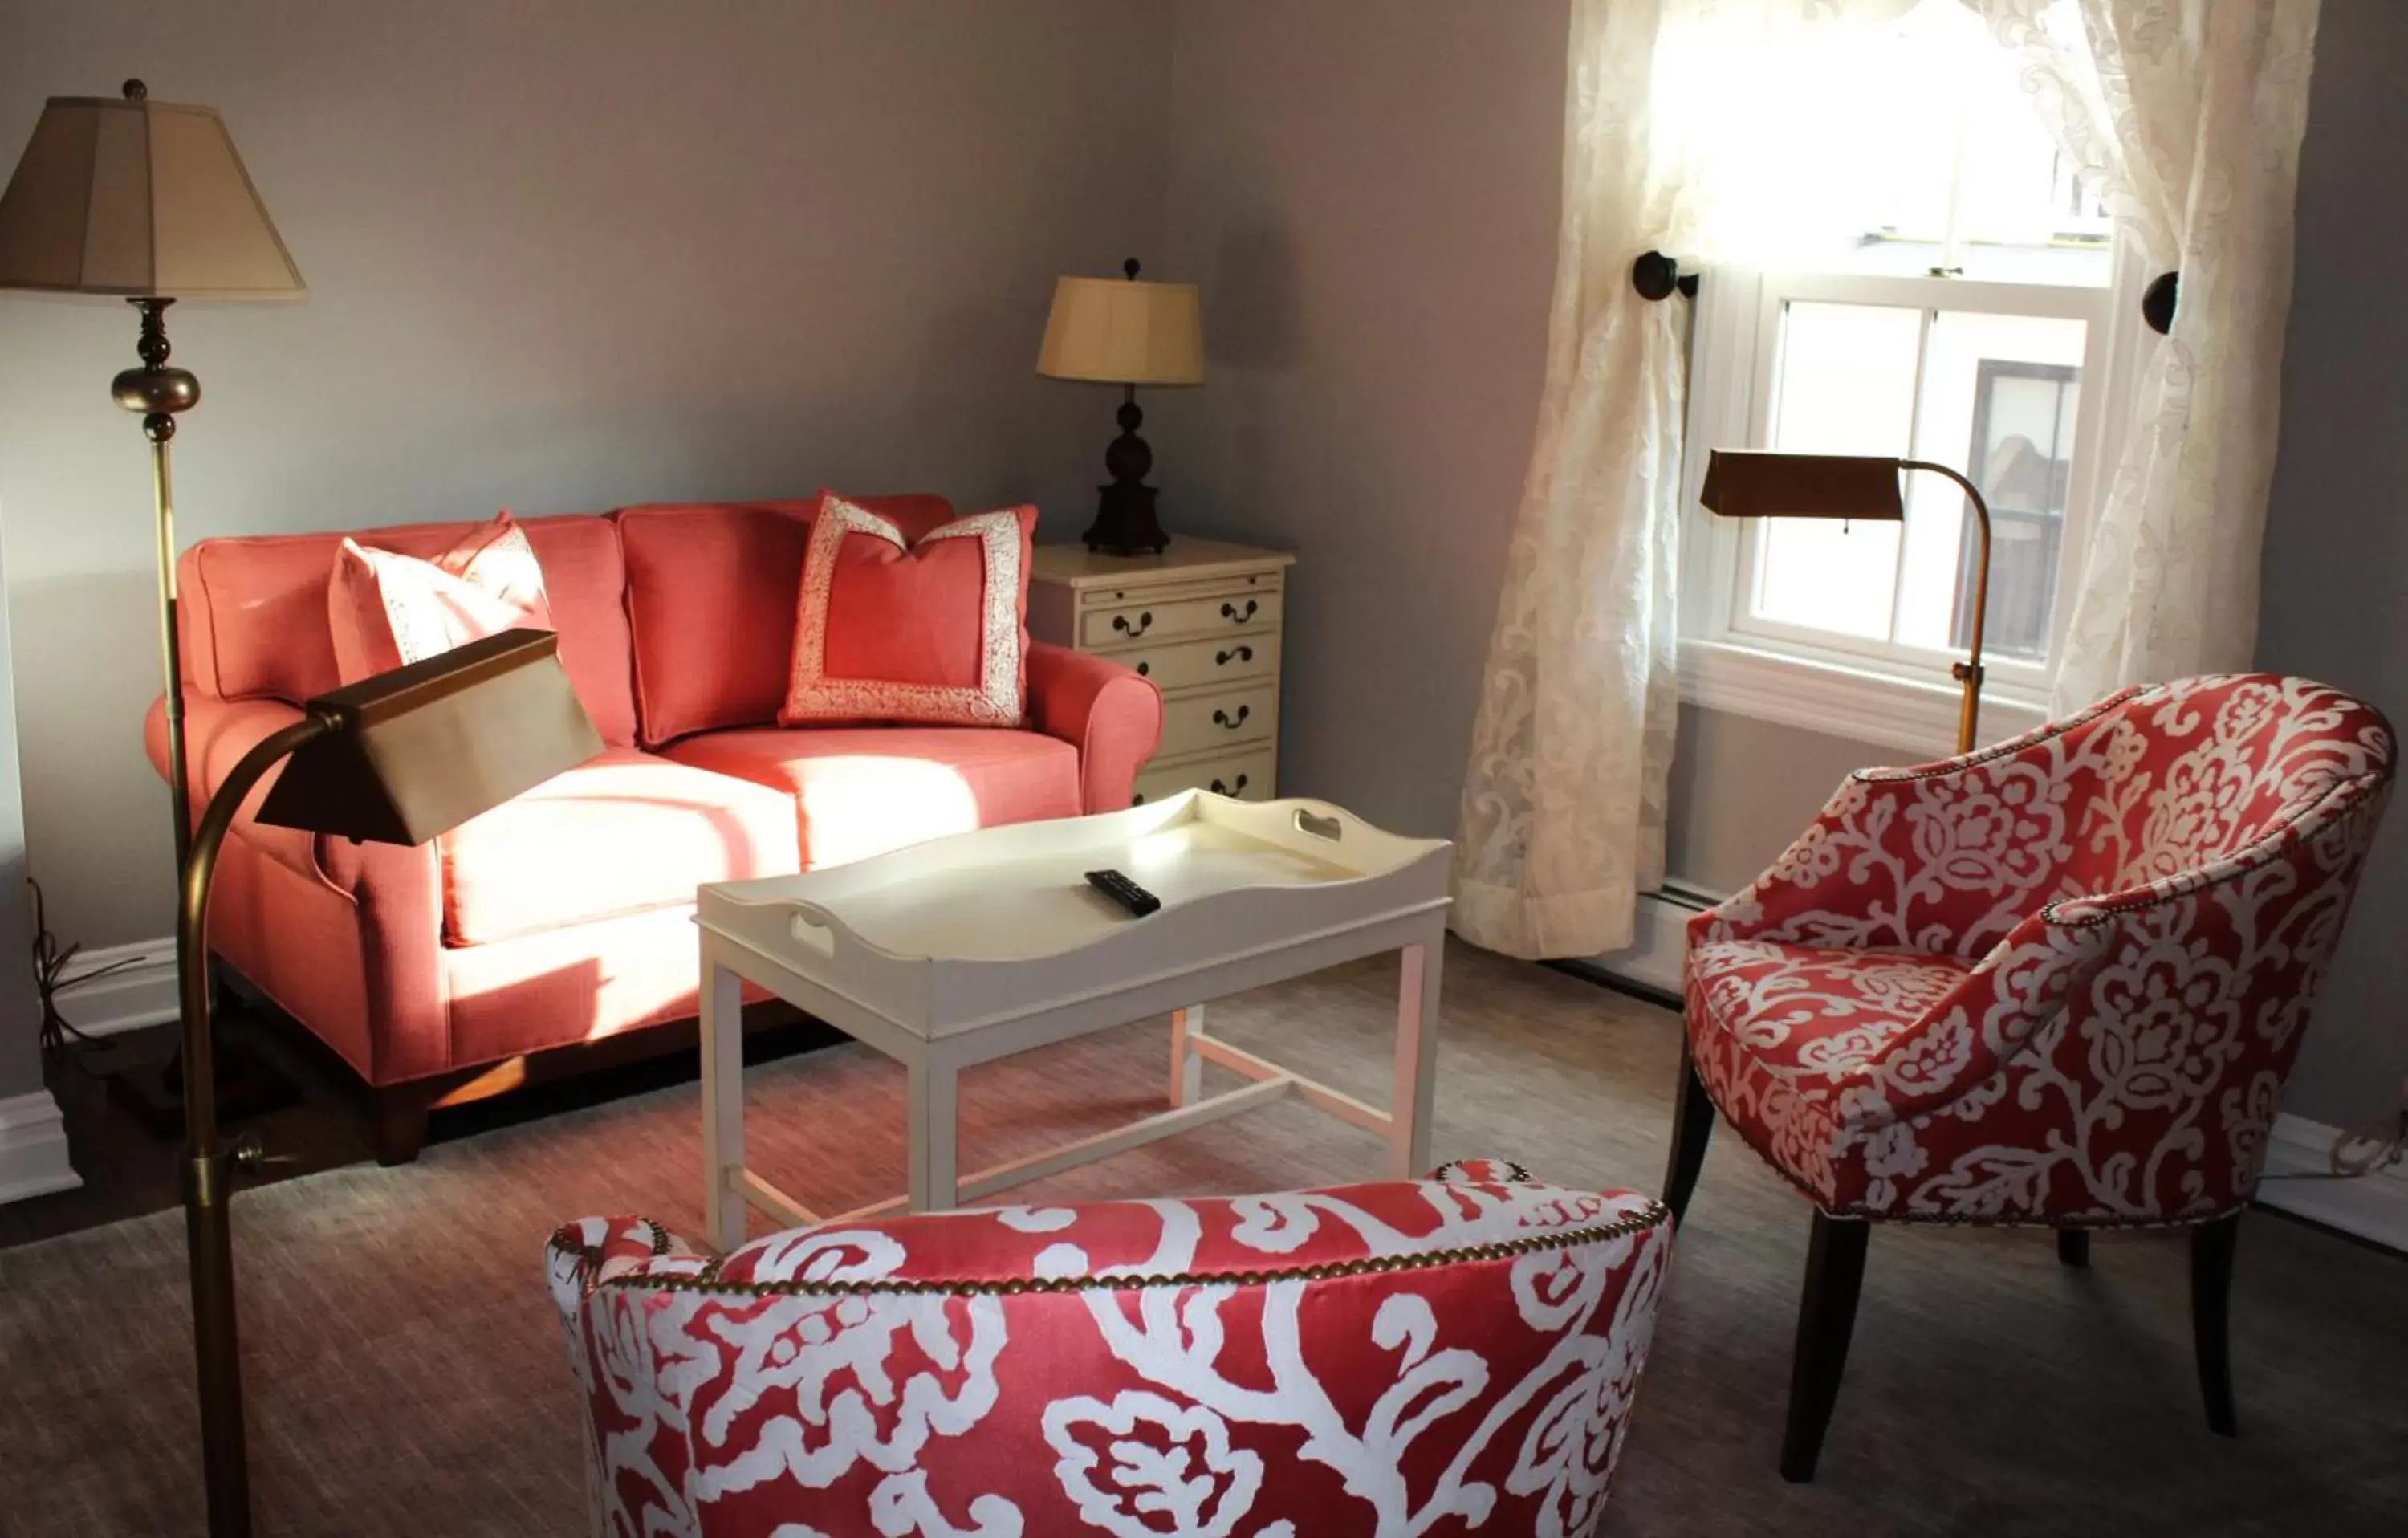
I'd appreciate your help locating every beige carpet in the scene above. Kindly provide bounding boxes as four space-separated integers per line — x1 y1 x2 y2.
2 940 2401 1536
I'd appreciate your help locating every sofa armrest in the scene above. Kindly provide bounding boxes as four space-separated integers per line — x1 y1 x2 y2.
1024 641 1162 813
146 693 447 1079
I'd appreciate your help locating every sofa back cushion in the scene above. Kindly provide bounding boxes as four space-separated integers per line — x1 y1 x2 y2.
178 514 639 745
616 493 955 747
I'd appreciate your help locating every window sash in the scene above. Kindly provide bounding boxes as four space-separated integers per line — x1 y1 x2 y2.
1682 264 2120 704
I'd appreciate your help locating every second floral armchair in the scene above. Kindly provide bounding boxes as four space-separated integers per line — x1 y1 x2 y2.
1663 673 2393 1480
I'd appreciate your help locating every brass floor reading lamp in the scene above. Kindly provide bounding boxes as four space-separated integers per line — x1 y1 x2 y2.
0 81 310 1123
176 629 603 1536
1701 450 1994 755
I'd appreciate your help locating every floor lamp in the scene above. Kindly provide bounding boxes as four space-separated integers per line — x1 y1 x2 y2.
0 81 307 1116
177 629 603 1536
1700 450 1994 755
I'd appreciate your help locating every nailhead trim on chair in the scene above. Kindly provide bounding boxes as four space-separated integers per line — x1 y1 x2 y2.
553 1202 1671 1302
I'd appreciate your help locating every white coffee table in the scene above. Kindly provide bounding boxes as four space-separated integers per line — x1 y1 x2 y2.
694 791 1451 1251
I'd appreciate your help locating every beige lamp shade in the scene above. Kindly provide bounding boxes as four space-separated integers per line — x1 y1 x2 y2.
1037 274 1204 386
0 92 304 299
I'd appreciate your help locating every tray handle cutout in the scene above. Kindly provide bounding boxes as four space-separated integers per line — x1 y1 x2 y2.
1295 809 1343 843
788 909 837 958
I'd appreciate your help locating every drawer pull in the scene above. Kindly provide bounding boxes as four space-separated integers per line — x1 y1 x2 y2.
1219 600 1259 624
1210 774 1251 796
1212 704 1251 730
1133 792 1145 805
1112 610 1154 637
1135 661 1150 677
1215 645 1254 666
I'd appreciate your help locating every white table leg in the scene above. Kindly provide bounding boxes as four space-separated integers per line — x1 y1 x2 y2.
699 953 747 1252
1169 1005 1205 1107
908 1049 961 1212
1391 934 1442 1178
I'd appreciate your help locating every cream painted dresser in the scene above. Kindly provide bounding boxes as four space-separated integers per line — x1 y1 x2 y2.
1028 539 1296 804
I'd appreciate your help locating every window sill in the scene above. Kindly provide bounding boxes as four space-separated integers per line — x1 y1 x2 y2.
1678 638 2048 760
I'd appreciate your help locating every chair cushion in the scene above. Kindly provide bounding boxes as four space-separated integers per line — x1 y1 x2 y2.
779 498 1037 729
439 747 799 946
1686 939 1976 1207
661 725 1080 869
547 1171 1672 1538
328 512 554 683
617 494 956 747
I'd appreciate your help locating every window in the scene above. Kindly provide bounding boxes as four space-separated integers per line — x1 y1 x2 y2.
1680 0 2137 749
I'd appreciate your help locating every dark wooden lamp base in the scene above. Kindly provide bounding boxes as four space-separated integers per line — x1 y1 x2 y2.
1084 389 1171 555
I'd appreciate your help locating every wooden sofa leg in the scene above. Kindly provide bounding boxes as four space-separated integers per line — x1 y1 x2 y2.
1781 1211 1870 1483
2192 1213 2241 1437
373 1087 433 1166
1661 1040 1715 1226
2056 1229 2091 1267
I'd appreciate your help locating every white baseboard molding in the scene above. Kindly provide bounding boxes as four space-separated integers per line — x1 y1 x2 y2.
2256 1113 2408 1252
1585 897 2404 1253
0 1088 81 1205
51 936 178 1040
1580 886 1717 998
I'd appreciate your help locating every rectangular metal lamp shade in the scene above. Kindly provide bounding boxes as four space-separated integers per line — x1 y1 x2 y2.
255 629 601 844
1700 450 1908 522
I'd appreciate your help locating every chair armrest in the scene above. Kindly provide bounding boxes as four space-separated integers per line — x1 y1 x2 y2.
1846 772 2390 1219
1693 689 2147 962
1024 641 1163 813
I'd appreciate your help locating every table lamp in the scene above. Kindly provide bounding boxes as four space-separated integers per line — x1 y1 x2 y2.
0 80 307 1121
1037 258 1205 555
177 629 603 1537
1700 450 1995 755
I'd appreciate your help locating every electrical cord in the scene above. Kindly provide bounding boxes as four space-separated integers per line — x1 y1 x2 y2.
2257 1081 2408 1184
31 877 140 1060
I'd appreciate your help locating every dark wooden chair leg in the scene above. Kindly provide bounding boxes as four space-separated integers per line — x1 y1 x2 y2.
1780 1211 1871 1483
2191 1212 2240 1437
2056 1228 2090 1267
372 1086 433 1166
1662 1040 1716 1225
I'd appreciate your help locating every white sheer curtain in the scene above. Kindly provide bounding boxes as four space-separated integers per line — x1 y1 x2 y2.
1961 0 2321 711
1451 0 1914 960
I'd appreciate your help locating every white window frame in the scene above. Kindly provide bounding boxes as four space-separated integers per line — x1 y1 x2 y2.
1677 245 2151 758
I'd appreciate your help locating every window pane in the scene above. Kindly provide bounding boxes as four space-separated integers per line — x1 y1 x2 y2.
1748 302 1919 641
1893 310 2088 660
1743 0 2110 287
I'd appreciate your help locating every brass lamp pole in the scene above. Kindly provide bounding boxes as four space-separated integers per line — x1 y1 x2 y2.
177 630 604 1536
1700 450 1995 755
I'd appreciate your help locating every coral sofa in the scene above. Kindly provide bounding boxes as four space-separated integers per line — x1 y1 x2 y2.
144 497 1161 1161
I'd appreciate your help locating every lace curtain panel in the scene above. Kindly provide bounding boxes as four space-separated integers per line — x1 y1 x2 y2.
1453 0 2320 960
1961 0 2321 714
1450 0 1915 960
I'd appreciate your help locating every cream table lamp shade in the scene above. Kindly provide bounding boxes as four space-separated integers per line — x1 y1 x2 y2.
0 89 304 298
1037 272 1204 386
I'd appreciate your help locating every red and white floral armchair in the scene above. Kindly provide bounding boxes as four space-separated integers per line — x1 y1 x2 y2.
1662 673 2394 1482
548 1162 1671 1536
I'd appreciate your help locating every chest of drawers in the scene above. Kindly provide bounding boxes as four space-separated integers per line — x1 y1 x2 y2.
1027 539 1297 804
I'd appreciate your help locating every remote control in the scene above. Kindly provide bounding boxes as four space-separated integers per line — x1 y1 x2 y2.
1084 868 1161 918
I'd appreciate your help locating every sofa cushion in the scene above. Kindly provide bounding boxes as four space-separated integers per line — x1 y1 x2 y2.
438 747 799 946
179 514 640 745
616 493 957 747
661 725 1080 869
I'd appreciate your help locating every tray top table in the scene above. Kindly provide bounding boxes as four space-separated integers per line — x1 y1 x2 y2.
694 791 1451 1250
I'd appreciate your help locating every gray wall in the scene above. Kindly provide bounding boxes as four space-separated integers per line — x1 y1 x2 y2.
1156 0 1567 840
0 0 1173 953
2251 0 2408 1129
